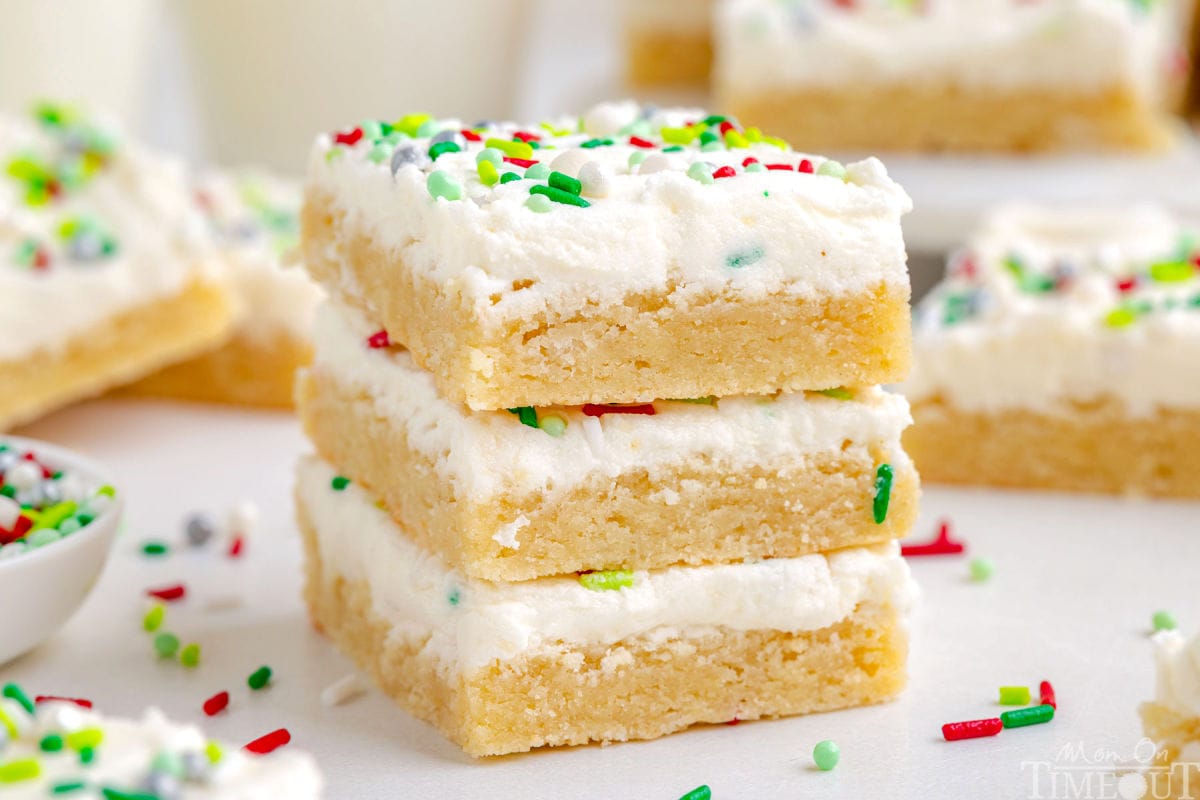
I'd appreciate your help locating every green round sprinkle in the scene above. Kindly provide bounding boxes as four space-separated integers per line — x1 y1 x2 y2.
78 747 94 764
1153 610 1177 632
686 162 714 184
524 164 551 180
525 194 553 213
180 643 201 668
58 518 81 535
999 686 1031 705
40 734 65 752
151 751 185 779
1000 704 1055 729
331 476 351 491
678 786 711 800
475 148 503 167
143 604 165 632
97 485 116 498
813 739 840 771
154 633 180 658
27 528 62 548
205 741 223 764
628 151 647 169
873 464 894 524
700 140 725 153
248 665 273 690
578 570 634 592
816 159 847 180
141 541 168 556
499 172 521 185
969 558 994 582
745 162 767 173
1105 307 1139 328
415 119 440 138
3 683 34 714
539 414 567 437
0 759 40 783
52 781 86 794
426 170 463 201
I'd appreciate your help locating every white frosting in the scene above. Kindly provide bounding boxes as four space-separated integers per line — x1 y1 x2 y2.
0 107 219 361
0 702 322 799
1153 630 1200 720
622 0 713 33
716 0 1186 103
195 170 322 342
299 455 915 672
905 204 1200 416
313 299 913 513
305 101 911 325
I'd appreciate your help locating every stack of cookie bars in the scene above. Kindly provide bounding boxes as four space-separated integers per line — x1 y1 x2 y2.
295 101 920 756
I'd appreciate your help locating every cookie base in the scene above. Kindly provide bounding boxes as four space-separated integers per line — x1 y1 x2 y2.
626 27 712 87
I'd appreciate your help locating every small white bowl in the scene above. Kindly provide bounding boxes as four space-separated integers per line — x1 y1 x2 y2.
0 436 123 665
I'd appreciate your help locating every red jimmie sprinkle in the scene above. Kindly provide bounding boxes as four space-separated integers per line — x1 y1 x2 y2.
742 157 759 167
1116 277 1138 293
35 696 93 709
146 584 187 602
503 156 539 169
460 129 482 142
901 521 966 557
244 728 291 755
799 159 815 174
581 403 657 418
203 691 230 717
1039 681 1057 710
512 130 541 143
629 136 656 149
718 120 735 135
228 535 245 559
712 166 737 179
367 330 390 349
333 127 363 147
943 718 1003 742
726 717 740 726
765 163 794 171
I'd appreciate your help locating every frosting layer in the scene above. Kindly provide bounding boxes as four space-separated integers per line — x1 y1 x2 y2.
905 204 1200 416
299 455 916 672
1153 629 1200 719
312 299 914 501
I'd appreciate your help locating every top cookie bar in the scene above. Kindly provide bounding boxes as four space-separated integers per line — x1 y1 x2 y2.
301 100 912 410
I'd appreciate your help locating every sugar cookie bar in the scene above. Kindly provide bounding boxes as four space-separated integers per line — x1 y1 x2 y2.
622 0 714 87
300 101 912 411
0 696 322 797
121 171 322 408
0 103 234 430
716 0 1189 152
297 455 914 757
299 300 919 581
904 204 1200 497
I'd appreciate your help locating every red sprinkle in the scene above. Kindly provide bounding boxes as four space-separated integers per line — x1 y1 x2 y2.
503 156 539 168
798 159 815 174
512 131 542 143
901 521 966 558
228 535 245 559
718 120 736 135
765 163 794 171
367 330 390 349
1116 277 1138 293
460 129 482 142
943 718 1003 742
742 157 759 167
203 691 230 717
712 166 737 179
146 584 187 602
35 696 93 709
1039 680 1057 710
333 128 363 147
726 717 740 726
581 403 657 418
629 136 656 149
244 728 291 755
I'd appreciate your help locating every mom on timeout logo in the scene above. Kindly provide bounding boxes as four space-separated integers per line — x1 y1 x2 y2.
1022 739 1198 799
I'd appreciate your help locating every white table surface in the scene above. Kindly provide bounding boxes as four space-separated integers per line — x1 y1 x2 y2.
6 399 1197 800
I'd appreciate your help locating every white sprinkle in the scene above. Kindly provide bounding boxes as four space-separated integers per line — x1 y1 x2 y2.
581 416 607 461
492 515 528 550
320 674 366 707
578 162 612 198
204 594 243 612
226 500 260 536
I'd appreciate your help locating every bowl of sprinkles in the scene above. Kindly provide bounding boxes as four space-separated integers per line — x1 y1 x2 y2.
0 436 123 665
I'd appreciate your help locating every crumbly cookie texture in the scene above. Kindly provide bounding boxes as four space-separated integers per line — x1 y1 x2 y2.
297 454 914 756
299 299 919 579
1142 630 1200 799
622 0 714 86
903 204 1200 494
0 698 322 798
301 99 912 409
716 0 1188 151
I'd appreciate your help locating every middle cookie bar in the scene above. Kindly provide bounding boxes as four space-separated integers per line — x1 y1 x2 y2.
299 300 919 581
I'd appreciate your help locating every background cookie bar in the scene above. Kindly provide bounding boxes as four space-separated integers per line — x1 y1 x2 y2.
301 101 912 411
297 455 913 757
622 0 714 88
904 204 1200 497
0 103 234 431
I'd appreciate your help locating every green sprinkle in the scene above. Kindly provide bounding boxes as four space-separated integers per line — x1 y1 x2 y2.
1105 307 1139 328
1153 610 1177 632
674 396 716 405
143 604 165 632
813 739 840 771
141 541 168 556
539 413 567 437
678 786 711 800
180 643 201 668
1149 261 1194 283
51 781 87 794
447 588 461 606
0 759 40 783
507 407 539 429
1000 704 1055 729
248 665 273 690
499 172 521 185
41 734 65 752
529 185 590 208
816 159 847 180
66 728 103 751
205 741 223 764
475 147 503 167
725 130 750 149
154 633 180 658
331 476 351 491
579 138 613 149
873 464 894 524
31 501 75 531
969 558 994 582
661 127 696 145
818 387 853 401
151 751 184 779
78 747 94 764
2 683 34 714
726 246 764 269
525 195 553 213
427 141 461 160
477 159 499 187
483 137 533 160
27 528 61 548
686 162 714 184
524 163 551 180
96 485 116 498
426 170 463 201
662 145 684 153
628 151 647 169
698 130 718 146
999 686 1031 705
579 570 634 592
745 161 766 173
101 788 159 800
549 171 582 195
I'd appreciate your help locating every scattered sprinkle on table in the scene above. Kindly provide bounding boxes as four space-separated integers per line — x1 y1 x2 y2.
153 633 180 659
243 728 291 755
813 739 840 771
900 520 966 557
999 686 1031 705
1039 680 1057 709
677 786 711 800
1152 610 1177 632
202 691 230 717
247 666 273 690
180 643 201 668
140 541 168 556
1001 704 1055 729
145 583 186 602
142 604 165 632
969 557 994 582
942 718 1003 742
320 674 367 708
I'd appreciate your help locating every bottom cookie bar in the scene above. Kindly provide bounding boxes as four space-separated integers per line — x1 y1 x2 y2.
297 455 913 757
905 397 1200 498
0 278 234 431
